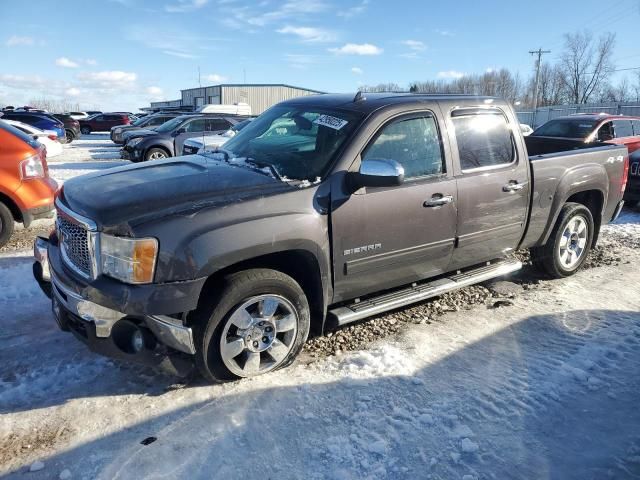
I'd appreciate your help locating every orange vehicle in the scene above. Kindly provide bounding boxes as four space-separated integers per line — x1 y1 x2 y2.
0 119 58 247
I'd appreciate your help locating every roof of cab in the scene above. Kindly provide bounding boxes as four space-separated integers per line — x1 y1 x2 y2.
279 92 500 114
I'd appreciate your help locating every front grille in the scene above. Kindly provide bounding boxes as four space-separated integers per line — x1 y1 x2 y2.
57 215 91 277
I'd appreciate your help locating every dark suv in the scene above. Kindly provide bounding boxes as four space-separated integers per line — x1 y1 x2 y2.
79 113 131 134
110 113 182 144
121 114 244 162
52 114 81 143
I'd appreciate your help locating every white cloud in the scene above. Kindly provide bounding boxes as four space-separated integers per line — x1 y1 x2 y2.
402 40 426 51
56 57 79 68
85 59 98 66
146 86 163 96
162 50 198 59
276 25 336 43
351 67 363 75
6 35 35 46
228 0 328 28
165 0 208 12
338 0 369 18
437 70 465 79
329 43 382 55
66 88 81 97
205 73 227 82
435 29 454 37
76 71 138 89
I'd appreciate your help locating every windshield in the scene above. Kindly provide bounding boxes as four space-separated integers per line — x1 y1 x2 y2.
155 116 187 133
531 119 600 139
220 106 362 181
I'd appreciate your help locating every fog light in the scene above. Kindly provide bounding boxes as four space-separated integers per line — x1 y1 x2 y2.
131 329 145 353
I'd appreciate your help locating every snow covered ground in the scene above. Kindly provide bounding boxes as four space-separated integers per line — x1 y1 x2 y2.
1 136 639 479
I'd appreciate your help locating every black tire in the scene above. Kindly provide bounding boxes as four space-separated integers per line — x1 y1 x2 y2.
65 129 74 143
80 126 91 135
194 269 310 383
0 202 15 249
144 148 169 162
530 202 594 278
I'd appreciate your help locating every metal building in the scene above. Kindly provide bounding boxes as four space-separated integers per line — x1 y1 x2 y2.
150 84 325 115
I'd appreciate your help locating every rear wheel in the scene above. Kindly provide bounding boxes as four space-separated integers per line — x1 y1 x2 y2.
144 148 169 162
0 202 15 249
531 202 594 278
80 126 91 135
65 129 75 143
194 269 310 382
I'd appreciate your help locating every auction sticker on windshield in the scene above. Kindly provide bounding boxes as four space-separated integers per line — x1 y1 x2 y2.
314 114 348 130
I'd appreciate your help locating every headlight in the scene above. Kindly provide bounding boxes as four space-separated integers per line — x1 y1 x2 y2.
114 127 122 134
100 234 158 284
127 137 143 147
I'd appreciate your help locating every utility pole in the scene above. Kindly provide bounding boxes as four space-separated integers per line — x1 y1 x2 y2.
529 48 551 111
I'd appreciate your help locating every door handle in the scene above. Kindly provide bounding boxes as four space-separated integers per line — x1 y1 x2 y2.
424 194 454 207
502 181 527 193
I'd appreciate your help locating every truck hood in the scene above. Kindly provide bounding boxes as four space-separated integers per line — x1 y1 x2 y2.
124 128 157 138
60 155 291 227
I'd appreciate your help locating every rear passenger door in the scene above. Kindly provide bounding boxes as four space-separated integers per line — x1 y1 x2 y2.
446 107 530 269
331 111 458 301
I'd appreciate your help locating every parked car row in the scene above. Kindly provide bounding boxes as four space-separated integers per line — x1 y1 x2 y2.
111 111 252 161
0 110 67 144
0 119 57 247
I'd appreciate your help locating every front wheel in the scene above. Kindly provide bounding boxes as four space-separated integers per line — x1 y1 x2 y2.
531 202 594 278
80 126 91 135
194 269 310 382
144 148 169 161
0 202 15 249
65 129 75 143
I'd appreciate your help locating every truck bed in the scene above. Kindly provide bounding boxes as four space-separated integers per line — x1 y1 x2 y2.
521 136 628 249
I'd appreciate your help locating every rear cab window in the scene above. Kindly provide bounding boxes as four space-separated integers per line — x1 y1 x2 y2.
613 120 633 138
451 110 515 171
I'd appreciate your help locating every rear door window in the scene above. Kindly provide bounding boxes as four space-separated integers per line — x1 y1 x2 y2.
207 118 232 132
185 119 206 132
632 120 640 136
613 120 633 138
452 111 515 170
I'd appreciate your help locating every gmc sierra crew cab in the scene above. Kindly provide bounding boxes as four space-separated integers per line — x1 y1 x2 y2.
33 93 629 382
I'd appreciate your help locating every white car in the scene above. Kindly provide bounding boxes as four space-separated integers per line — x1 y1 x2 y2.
5 119 63 157
181 119 253 155
68 111 89 120
520 124 534 136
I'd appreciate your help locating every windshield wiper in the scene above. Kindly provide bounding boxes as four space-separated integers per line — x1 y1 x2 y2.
244 158 284 181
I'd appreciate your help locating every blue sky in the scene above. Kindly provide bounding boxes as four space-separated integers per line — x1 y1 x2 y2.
1 0 639 111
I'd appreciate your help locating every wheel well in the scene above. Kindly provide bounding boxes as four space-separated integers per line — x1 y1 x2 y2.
0 193 22 222
196 250 325 336
566 190 603 246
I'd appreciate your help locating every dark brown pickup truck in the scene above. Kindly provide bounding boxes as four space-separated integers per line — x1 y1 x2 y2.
33 93 629 382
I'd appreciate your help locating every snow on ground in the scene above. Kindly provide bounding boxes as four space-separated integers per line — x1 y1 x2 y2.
1 136 639 479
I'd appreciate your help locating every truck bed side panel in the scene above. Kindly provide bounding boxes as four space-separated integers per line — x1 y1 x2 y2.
520 144 627 249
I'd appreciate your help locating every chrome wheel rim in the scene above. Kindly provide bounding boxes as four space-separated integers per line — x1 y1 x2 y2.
220 295 298 377
558 215 588 269
149 151 166 160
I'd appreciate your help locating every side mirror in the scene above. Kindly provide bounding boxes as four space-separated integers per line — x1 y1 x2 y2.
350 159 405 189
173 128 185 136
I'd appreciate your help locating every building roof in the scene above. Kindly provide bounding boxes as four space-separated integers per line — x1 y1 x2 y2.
180 83 326 94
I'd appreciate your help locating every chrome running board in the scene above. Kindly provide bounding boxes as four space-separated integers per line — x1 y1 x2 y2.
327 259 522 328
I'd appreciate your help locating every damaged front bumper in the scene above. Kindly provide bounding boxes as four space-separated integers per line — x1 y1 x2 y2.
33 236 202 376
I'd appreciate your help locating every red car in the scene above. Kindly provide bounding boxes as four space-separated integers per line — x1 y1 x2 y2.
531 114 640 154
79 113 131 134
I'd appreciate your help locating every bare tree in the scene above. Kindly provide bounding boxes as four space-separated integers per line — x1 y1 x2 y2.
559 31 616 104
358 83 406 93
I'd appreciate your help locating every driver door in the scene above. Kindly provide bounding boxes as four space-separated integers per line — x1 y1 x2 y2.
331 112 458 302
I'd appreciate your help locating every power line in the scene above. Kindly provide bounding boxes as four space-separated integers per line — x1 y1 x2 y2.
529 48 552 111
